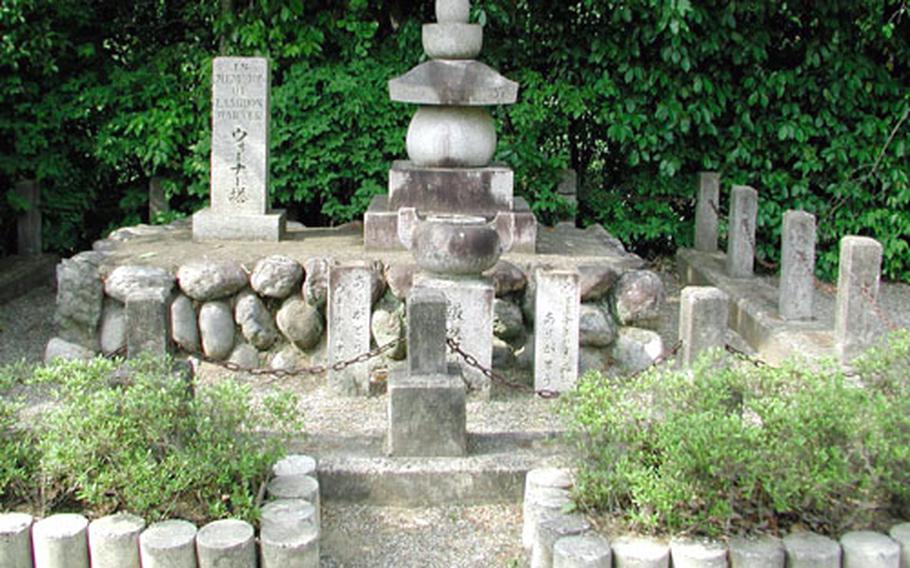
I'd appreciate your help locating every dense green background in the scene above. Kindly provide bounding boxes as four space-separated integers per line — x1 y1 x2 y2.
2 0 908 280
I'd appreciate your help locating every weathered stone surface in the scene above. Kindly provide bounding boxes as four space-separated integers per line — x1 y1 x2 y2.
270 344 308 372
328 263 375 395
139 519 197 568
259 500 319 568
728 536 785 568
609 270 664 326
695 172 720 252
423 22 483 59
371 294 407 361
670 538 727 568
485 259 527 297
515 333 534 370
234 291 279 349
492 336 516 368
88 512 145 568
888 523 910 568
783 532 841 568
578 264 620 302
406 287 448 376
494 298 525 340
553 534 612 568
228 343 260 369
779 210 816 320
840 531 899 568
177 260 248 301
273 455 317 478
388 160 513 215
726 184 759 278
611 327 663 373
100 298 127 355
678 286 729 366
578 346 610 376
534 269 580 393
250 255 303 299
531 513 591 568
834 236 883 362
384 261 417 300
611 536 670 568
578 303 616 347
126 289 171 357
198 301 235 360
170 294 200 353
104 265 174 303
523 468 574 550
45 337 94 362
276 297 323 350
55 251 104 349
32 513 90 568
0 512 33 568
302 257 331 309
266 476 321 526
195 519 255 568
390 60 518 106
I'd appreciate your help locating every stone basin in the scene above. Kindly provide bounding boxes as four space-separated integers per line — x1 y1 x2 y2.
407 213 503 275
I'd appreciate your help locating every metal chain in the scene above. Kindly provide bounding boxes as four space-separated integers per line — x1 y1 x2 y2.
445 337 561 399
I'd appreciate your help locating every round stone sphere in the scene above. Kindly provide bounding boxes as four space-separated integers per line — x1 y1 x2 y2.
406 106 496 168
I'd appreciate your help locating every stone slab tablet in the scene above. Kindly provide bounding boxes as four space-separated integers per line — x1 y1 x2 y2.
196 519 255 568
0 512 33 568
695 172 719 252
327 262 374 395
726 184 758 278
32 513 90 568
678 286 728 366
779 210 816 320
834 235 882 362
88 513 145 568
534 269 580 393
139 519 198 568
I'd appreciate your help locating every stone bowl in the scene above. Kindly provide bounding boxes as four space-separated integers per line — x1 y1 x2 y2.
410 214 503 275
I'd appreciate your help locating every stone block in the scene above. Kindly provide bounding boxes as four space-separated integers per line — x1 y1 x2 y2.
14 179 41 256
44 337 94 363
726 184 758 278
611 537 670 568
414 275 494 396
191 208 286 242
139 519 197 568
553 534 611 568
198 301 234 360
363 196 401 250
783 532 841 568
407 287 448 376
531 513 591 568
841 531 900 568
695 172 719 252
678 286 729 366
534 269 580 393
888 523 910 568
195 519 255 568
32 513 90 568
126 289 171 358
670 538 727 568
728 536 784 567
328 262 374 395
422 22 483 59
834 236 883 362
259 500 319 568
779 210 816 320
387 372 467 457
88 513 145 568
55 251 104 349
388 160 513 214
0 512 33 568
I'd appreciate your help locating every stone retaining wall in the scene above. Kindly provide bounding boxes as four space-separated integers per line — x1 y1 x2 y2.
523 467 910 568
0 455 320 568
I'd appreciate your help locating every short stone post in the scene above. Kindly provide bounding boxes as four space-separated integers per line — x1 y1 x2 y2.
139 519 198 568
783 532 841 568
611 536 670 568
126 289 172 357
31 514 90 568
888 523 910 567
553 534 612 568
834 236 883 362
14 179 41 256
840 531 900 568
694 172 719 252
149 176 170 220
0 512 33 568
728 536 785 568
534 269 580 393
670 538 727 568
88 513 145 568
531 513 591 568
678 286 729 366
267 474 321 526
388 287 467 457
327 262 374 395
557 169 578 223
726 184 758 278
779 210 816 320
522 468 573 549
273 454 317 479
259 499 319 568
195 519 255 568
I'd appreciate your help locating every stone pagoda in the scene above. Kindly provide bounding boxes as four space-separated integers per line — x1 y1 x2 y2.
363 0 537 252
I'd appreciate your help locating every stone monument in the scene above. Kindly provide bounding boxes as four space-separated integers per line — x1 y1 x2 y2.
363 0 536 252
193 56 286 241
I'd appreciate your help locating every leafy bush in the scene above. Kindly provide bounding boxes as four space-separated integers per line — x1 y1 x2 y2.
0 362 36 504
1 355 301 523
563 330 910 536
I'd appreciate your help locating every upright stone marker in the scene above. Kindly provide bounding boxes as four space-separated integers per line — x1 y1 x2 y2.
126 289 171 358
678 286 728 366
834 236 883 363
779 210 816 320
328 262 374 395
534 269 580 393
193 56 285 241
726 184 758 278
695 172 719 252
148 176 169 220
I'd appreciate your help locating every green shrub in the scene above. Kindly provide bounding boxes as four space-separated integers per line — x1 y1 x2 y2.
13 355 302 522
563 330 910 536
0 362 36 505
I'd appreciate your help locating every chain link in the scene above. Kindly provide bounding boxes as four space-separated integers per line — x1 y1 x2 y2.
445 337 561 399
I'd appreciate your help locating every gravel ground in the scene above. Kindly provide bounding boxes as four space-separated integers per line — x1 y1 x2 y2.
0 284 55 365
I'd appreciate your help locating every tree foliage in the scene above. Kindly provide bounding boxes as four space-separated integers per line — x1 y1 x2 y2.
1 0 908 279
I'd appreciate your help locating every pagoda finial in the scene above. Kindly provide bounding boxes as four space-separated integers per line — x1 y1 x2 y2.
436 0 470 24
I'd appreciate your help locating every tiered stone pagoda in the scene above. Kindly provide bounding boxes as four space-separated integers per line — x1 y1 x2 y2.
363 0 537 252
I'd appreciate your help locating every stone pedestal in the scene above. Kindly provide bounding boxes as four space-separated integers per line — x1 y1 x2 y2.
387 372 467 456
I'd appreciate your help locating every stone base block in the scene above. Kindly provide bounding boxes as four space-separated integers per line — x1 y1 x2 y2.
192 207 286 242
388 160 513 213
387 371 466 457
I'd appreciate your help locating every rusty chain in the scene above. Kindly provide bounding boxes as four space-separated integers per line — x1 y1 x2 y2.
445 337 561 399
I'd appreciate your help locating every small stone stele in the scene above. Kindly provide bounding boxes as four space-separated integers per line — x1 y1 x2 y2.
726 184 758 279
534 269 580 393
